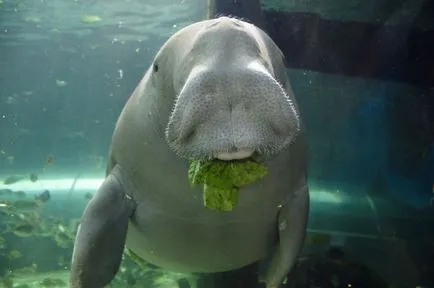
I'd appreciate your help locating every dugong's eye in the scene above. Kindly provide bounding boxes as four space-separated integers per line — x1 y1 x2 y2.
153 62 159 73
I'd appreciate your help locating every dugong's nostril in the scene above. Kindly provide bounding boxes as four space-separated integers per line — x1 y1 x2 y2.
166 102 197 144
180 129 196 145
166 70 213 145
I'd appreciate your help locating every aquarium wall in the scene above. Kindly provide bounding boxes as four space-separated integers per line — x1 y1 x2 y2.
0 0 433 287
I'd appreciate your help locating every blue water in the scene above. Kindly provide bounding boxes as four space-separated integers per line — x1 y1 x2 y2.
0 0 433 287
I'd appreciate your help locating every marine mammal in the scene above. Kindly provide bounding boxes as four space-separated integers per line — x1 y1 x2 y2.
70 16 309 288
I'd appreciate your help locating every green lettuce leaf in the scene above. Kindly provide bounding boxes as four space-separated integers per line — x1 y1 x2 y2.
203 185 238 212
188 159 268 212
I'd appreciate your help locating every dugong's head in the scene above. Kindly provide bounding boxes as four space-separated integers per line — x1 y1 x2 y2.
153 17 300 161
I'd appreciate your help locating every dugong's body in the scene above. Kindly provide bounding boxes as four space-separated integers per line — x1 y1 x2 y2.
70 16 309 288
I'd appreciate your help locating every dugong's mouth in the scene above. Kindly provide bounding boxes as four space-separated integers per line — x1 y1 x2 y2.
214 148 255 161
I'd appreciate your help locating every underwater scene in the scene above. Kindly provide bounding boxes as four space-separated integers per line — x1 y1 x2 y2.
0 0 433 287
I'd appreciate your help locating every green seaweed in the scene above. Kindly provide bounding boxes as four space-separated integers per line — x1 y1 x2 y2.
203 185 238 212
188 159 268 212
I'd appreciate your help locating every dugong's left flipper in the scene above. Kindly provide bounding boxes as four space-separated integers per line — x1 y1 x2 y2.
70 164 136 288
265 182 309 288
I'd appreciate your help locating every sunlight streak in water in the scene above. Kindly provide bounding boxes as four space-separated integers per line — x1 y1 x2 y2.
0 178 343 204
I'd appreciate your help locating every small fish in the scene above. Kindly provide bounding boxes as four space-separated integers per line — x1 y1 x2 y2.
55 80 67 87
35 190 50 203
0 200 12 208
57 224 66 233
3 175 25 185
84 192 93 200
45 155 55 167
10 212 37 223
9 223 38 237
22 90 34 96
0 200 13 216
11 199 43 212
8 250 23 260
29 173 38 182
81 15 102 24
68 172 82 200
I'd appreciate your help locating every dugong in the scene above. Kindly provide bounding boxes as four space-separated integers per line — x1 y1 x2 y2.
70 16 309 288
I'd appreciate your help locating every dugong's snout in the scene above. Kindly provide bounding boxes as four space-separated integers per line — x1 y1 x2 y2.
165 63 300 161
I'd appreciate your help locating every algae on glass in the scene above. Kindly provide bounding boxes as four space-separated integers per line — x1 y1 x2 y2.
188 159 268 212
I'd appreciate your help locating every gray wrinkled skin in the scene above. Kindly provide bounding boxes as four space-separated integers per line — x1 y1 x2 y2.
164 18 300 160
165 35 300 160
72 16 309 288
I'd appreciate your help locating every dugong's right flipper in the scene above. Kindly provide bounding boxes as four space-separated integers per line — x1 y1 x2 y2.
70 164 136 288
